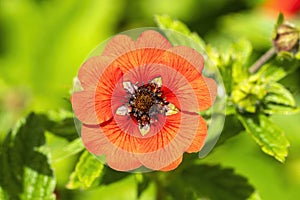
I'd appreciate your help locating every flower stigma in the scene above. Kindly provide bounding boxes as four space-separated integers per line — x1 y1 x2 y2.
116 76 179 136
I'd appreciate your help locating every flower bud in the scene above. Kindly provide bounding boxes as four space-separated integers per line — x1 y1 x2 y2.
273 23 299 54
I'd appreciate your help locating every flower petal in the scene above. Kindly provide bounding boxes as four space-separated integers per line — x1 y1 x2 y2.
76 30 215 172
204 77 218 107
99 113 169 154
158 65 199 112
81 124 142 171
119 64 200 112
163 46 217 111
166 46 205 73
81 124 108 155
185 115 207 153
121 63 161 84
72 91 98 124
105 148 142 171
93 117 140 153
190 76 218 111
102 31 169 74
111 49 167 73
102 34 136 59
138 112 200 170
160 156 183 171
112 114 166 141
95 66 125 124
135 30 172 49
158 64 217 112
138 113 180 153
160 47 204 82
78 56 112 91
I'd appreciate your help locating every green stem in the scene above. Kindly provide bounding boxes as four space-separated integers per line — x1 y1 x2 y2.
147 172 167 200
249 47 276 73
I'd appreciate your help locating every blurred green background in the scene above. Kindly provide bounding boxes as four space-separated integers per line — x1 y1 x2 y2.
0 0 300 199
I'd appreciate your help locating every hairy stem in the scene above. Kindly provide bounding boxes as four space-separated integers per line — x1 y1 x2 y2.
249 47 276 73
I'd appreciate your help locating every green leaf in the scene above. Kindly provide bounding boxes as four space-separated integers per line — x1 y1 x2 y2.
238 114 290 162
264 104 300 115
206 45 234 93
0 113 55 200
167 164 255 200
216 115 243 147
231 39 252 82
274 56 300 74
265 82 296 107
38 111 78 141
67 150 104 189
34 111 83 161
154 15 206 52
207 39 252 94
46 117 78 141
52 138 84 162
232 77 267 113
256 63 287 82
276 13 284 26
67 150 130 190
0 133 13 200
272 13 284 41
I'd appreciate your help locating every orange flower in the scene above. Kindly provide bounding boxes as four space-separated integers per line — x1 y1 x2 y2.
72 30 217 171
263 0 300 18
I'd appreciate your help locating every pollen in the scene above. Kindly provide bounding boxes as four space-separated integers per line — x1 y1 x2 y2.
133 90 155 113
116 77 179 136
129 82 167 127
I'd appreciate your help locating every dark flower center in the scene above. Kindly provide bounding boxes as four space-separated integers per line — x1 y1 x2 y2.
117 78 179 136
133 91 155 113
128 83 168 127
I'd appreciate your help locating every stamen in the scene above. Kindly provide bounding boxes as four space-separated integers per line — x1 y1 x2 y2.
165 103 179 116
117 76 179 136
123 81 136 94
139 123 150 136
150 77 162 88
116 105 129 116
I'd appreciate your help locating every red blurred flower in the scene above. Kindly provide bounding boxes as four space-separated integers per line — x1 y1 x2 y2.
263 0 300 17
72 30 217 171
